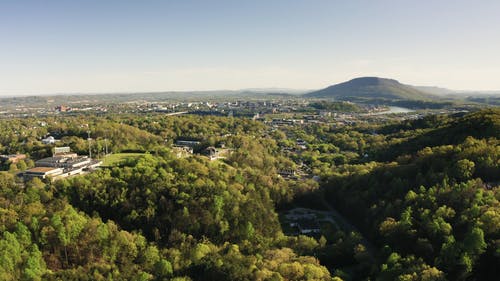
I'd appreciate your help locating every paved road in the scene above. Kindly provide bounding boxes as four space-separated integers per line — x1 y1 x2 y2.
284 201 378 259
318 198 378 259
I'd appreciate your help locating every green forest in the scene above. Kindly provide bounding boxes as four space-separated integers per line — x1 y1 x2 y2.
0 108 499 280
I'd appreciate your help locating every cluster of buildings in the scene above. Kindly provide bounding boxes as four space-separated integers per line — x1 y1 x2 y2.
23 146 101 180
172 140 228 161
270 118 304 126
138 99 310 117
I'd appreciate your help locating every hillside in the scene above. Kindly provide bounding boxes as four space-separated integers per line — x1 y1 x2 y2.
413 85 457 96
376 108 500 161
305 77 436 100
321 110 500 280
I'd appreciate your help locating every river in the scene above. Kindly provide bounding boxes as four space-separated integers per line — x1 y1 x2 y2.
372 106 414 115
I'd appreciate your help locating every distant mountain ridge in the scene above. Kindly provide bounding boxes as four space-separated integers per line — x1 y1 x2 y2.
412 86 456 96
305 77 437 100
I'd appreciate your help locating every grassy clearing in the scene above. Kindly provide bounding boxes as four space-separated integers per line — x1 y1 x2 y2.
102 153 145 166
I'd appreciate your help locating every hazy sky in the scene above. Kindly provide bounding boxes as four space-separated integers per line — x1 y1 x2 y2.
1 0 500 95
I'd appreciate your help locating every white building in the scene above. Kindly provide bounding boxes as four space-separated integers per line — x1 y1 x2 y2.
24 167 64 180
41 136 58 144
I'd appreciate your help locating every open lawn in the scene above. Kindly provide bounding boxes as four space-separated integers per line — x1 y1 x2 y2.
102 153 145 167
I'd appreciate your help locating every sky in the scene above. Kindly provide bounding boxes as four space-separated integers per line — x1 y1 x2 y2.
1 0 500 95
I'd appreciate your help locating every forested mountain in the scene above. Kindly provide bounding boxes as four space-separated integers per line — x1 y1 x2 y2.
376 109 500 161
0 107 499 280
305 77 436 100
317 109 500 280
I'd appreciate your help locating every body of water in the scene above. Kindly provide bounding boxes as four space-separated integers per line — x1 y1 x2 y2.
372 106 414 115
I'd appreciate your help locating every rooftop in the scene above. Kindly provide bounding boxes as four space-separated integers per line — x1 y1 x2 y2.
26 167 61 173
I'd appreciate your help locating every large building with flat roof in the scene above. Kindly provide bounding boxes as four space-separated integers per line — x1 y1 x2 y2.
24 167 63 180
35 156 91 169
24 147 101 181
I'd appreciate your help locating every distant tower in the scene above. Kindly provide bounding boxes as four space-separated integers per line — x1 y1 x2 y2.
87 130 92 159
